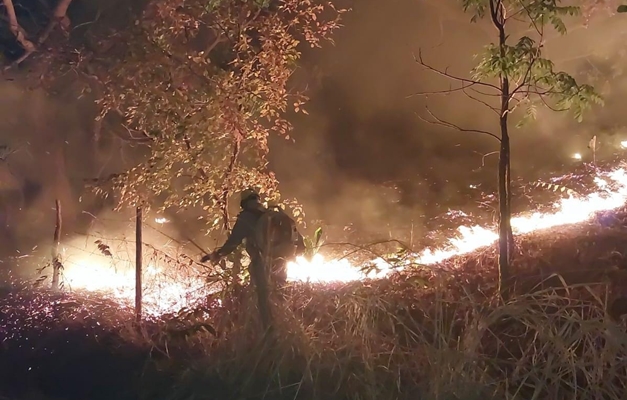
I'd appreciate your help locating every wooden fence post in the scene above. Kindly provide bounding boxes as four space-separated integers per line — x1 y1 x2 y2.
135 206 142 322
51 199 62 290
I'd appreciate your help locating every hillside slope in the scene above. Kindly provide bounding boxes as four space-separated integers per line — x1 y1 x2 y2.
2 207 627 400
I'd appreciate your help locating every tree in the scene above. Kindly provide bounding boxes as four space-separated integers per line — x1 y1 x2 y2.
0 0 343 305
0 0 344 227
415 0 601 293
79 0 345 236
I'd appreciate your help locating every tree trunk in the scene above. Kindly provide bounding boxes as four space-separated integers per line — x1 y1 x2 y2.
51 199 62 290
507 150 514 253
38 0 74 45
2 0 35 53
135 206 142 322
219 138 241 232
497 130 511 294
493 0 512 297
219 138 242 302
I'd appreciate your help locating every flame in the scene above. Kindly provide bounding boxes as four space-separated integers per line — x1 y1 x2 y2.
61 251 211 316
61 165 627 314
287 167 627 282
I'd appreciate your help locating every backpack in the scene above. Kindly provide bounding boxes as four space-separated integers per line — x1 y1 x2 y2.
253 206 300 260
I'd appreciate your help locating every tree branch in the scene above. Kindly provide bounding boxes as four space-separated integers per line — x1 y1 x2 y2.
510 56 538 98
414 49 501 91
205 34 225 54
462 86 500 115
2 0 35 56
115 124 153 143
37 0 73 45
3 0 74 69
537 94 569 112
417 106 501 142
515 87 559 97
468 86 502 97
406 82 477 98
473 150 499 168
218 136 241 231
506 94 529 115
513 0 544 39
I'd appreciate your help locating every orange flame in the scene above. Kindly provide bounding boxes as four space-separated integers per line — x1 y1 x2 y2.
286 168 627 282
62 166 627 314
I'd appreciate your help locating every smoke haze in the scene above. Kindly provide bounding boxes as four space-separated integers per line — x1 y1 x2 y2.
1 0 627 275
271 0 627 238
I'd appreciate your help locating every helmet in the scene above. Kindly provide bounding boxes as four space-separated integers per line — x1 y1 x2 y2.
240 188 259 208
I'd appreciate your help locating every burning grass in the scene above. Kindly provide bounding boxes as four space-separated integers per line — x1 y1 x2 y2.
4 212 627 400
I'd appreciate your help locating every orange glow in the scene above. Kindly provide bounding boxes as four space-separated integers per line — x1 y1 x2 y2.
287 167 627 282
62 166 627 314
61 241 212 316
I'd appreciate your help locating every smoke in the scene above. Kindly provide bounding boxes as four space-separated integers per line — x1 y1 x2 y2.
0 83 111 273
2 0 627 279
270 0 627 242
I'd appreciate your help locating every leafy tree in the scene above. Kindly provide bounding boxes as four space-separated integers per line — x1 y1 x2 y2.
81 0 345 232
0 0 344 235
415 0 601 292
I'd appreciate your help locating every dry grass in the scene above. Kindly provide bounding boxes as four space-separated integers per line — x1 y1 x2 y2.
134 212 627 400
4 213 627 400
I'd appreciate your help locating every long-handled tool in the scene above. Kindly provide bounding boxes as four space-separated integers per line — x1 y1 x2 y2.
182 233 210 257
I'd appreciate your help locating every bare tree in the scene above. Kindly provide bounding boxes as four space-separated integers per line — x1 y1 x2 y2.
413 0 601 293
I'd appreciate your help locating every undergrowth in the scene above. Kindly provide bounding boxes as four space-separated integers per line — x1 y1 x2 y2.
3 218 627 400
136 277 627 400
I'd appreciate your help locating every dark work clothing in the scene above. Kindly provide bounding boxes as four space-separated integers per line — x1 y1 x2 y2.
215 204 305 282
248 257 273 330
215 205 271 328
216 207 265 263
214 202 304 330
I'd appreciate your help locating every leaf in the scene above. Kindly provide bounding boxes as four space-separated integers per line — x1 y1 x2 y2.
410 276 429 289
516 103 537 128
38 0 346 237
314 226 323 247
618 5 627 13
94 240 113 257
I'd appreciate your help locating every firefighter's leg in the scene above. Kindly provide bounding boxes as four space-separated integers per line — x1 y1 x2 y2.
272 258 288 289
248 259 273 331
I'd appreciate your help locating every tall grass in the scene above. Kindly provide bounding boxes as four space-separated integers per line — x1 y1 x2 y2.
5 219 627 400
137 270 627 400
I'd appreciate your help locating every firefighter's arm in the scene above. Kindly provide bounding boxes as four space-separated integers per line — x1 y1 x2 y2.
215 214 249 258
296 231 306 253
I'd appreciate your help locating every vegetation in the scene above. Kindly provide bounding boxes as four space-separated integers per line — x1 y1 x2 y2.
0 0 343 301
2 1 627 400
3 210 627 400
415 0 602 292
0 0 344 235
87 0 345 228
